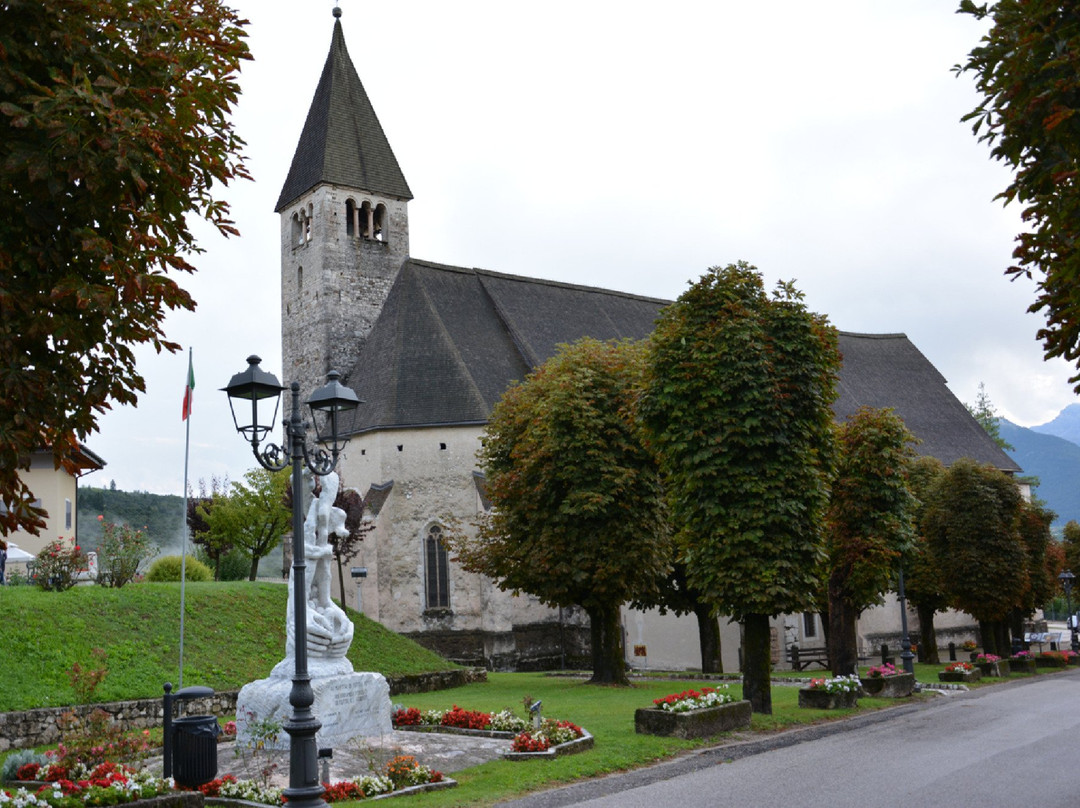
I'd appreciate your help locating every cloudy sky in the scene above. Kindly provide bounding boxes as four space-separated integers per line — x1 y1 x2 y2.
86 0 1078 496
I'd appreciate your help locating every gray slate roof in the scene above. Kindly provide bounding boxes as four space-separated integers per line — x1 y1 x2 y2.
275 18 411 212
342 261 1020 473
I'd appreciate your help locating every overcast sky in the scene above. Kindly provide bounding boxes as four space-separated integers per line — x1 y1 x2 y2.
85 0 1079 496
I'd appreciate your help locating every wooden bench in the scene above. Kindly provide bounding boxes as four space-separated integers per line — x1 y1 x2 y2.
788 645 830 671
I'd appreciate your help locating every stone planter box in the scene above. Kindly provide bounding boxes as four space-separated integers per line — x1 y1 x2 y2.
1036 654 1069 668
1009 658 1037 674
976 660 1007 678
502 730 594 760
858 672 915 698
797 689 859 710
939 667 981 683
634 701 752 739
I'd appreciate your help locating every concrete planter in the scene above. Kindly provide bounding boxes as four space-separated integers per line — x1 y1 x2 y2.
635 701 752 739
502 730 594 760
797 689 858 710
1008 658 1037 674
1036 654 1069 668
938 667 981 683
975 660 1007 678
858 672 915 698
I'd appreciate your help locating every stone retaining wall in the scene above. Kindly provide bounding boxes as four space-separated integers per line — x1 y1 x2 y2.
0 669 486 752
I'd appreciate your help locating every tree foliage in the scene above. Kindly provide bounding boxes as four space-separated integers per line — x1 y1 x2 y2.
326 484 373 607
186 477 231 579
957 1 1080 389
901 456 948 664
923 458 1028 653
825 407 917 676
452 338 669 685
200 469 290 581
965 382 1014 451
1063 519 1080 574
640 262 840 713
0 0 250 535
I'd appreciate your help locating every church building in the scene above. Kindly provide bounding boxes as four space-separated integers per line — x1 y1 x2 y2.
275 10 1020 671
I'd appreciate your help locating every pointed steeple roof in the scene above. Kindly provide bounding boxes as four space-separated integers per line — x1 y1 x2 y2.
275 9 412 212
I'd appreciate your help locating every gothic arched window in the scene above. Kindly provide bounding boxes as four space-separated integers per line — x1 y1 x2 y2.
424 524 450 609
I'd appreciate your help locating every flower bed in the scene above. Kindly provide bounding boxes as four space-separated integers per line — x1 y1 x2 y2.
1 763 177 808
798 676 860 709
939 662 981 683
635 684 750 739
974 654 1006 677
502 724 593 761
1036 652 1070 668
858 664 915 697
1008 656 1037 674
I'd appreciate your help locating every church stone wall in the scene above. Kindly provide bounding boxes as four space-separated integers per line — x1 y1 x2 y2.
335 425 589 670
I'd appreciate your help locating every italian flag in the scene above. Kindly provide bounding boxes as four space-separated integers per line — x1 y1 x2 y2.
182 352 195 421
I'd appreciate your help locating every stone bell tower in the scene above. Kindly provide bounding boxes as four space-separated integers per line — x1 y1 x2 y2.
276 7 411 400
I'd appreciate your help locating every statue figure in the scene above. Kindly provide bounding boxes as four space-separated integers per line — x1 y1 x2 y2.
285 470 354 661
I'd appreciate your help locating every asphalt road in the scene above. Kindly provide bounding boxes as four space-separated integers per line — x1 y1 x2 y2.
498 670 1080 808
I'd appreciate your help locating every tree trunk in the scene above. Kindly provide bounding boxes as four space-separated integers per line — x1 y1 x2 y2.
1008 608 1025 651
693 604 723 674
827 572 859 676
586 603 628 685
916 604 940 664
248 555 259 582
742 613 773 714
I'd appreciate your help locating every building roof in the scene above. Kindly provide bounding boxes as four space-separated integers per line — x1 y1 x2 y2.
834 333 1019 471
275 13 412 212
342 261 1020 473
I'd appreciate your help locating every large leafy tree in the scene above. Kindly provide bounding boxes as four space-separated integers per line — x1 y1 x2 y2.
901 456 948 664
1013 498 1057 639
0 0 250 535
453 338 669 685
825 407 917 676
923 458 1028 655
1062 520 1080 574
640 262 840 714
957 1 1080 389
201 469 291 581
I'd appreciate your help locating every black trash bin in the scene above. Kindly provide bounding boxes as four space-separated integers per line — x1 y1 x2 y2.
172 714 220 788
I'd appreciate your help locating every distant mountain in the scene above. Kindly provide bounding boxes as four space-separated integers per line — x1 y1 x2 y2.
1000 419 1080 527
1031 403 1080 446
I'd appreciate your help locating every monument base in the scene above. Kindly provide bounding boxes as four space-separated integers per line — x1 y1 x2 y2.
236 666 393 750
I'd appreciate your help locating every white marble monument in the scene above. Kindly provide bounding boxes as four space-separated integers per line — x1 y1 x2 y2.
235 471 392 750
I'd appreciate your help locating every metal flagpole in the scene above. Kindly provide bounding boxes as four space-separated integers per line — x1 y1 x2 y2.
180 347 194 689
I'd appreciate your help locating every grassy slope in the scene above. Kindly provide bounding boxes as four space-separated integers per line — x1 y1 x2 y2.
0 582 457 712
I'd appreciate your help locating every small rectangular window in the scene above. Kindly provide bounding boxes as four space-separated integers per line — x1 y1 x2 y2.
65 499 72 530
803 612 817 638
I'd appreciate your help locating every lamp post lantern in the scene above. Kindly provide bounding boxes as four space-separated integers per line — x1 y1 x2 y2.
222 356 359 808
1059 569 1079 654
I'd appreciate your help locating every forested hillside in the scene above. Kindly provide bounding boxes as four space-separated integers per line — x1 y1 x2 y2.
77 486 185 552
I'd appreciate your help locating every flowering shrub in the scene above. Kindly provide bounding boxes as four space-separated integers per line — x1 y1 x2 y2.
961 640 978 651
384 755 442 789
487 709 530 733
68 649 109 704
944 661 974 673
440 706 491 730
510 719 583 753
975 653 1001 663
1011 650 1031 659
807 675 861 694
652 686 735 713
198 774 282 805
865 663 897 678
391 707 422 726
51 710 151 772
1 764 171 807
95 519 154 589
33 539 87 592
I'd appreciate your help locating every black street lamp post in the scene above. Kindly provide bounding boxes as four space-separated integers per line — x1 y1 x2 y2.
223 356 359 808
1059 569 1079 654
897 566 915 674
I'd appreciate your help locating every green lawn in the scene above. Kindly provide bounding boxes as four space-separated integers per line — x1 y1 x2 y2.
0 583 456 711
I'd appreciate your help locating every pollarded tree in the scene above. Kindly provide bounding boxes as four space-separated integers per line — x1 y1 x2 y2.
201 469 291 581
1013 498 1057 641
640 262 841 714
902 456 948 664
825 407 917 676
923 458 1027 656
957 2 1080 390
452 338 669 685
0 0 249 535
1063 520 1080 574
